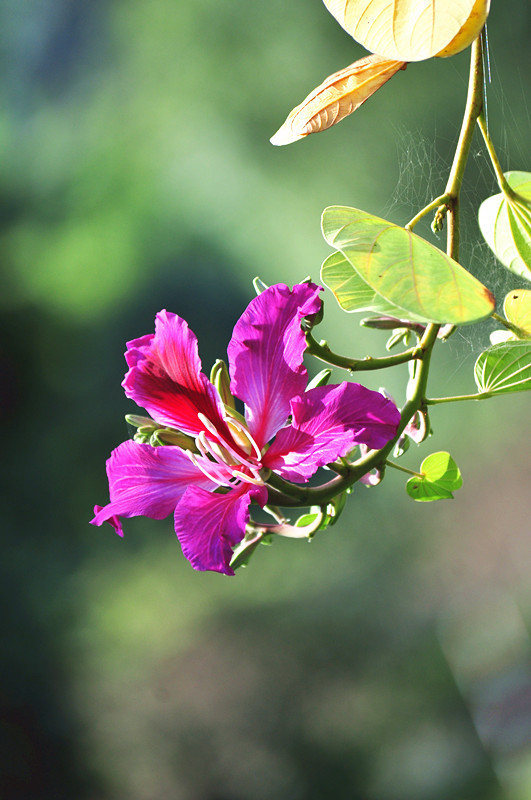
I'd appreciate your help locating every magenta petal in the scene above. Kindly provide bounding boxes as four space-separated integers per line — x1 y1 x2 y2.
263 383 400 482
174 484 267 575
93 505 124 537
91 440 213 530
122 310 227 437
227 283 322 449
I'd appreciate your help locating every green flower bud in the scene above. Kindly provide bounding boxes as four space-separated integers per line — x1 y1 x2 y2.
150 428 198 450
253 276 269 295
125 413 157 430
210 359 236 409
306 369 332 390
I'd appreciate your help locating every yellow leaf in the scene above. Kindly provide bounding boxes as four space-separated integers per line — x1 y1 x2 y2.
270 54 406 146
503 289 531 338
322 0 490 62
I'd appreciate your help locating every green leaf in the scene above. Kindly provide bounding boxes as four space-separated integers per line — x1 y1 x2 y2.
474 341 531 395
294 511 322 528
406 452 462 502
478 171 531 281
321 250 409 317
294 508 331 533
322 206 495 324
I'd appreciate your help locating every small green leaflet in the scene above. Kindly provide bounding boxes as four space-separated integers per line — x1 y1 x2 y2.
406 452 462 502
474 341 531 395
478 171 531 281
321 206 495 324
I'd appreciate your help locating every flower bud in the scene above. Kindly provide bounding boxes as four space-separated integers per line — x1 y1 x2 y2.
252 276 269 295
361 316 425 336
150 428 198 450
125 413 157 430
306 369 332 391
210 359 236 409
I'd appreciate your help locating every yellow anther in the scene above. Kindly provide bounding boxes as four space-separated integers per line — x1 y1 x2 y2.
227 420 254 455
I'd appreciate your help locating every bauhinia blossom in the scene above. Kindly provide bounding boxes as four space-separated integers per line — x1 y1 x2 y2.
91 283 400 575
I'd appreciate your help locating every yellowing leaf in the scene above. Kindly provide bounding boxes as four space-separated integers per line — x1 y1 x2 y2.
322 206 496 325
503 289 531 338
322 0 490 62
270 55 406 146
436 0 491 57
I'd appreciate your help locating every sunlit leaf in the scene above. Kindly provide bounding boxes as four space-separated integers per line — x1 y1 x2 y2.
322 206 496 324
270 54 406 146
478 171 531 281
474 341 531 395
322 0 490 62
406 452 462 502
503 289 531 338
321 251 409 317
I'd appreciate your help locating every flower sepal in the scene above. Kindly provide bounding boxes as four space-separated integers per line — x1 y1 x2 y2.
229 529 272 571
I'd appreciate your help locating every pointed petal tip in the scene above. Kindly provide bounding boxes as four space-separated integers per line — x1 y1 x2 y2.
91 505 124 537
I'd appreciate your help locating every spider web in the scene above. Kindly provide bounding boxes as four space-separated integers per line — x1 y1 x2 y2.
378 67 530 375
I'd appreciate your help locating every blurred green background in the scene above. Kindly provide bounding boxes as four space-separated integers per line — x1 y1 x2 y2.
2 1 530 798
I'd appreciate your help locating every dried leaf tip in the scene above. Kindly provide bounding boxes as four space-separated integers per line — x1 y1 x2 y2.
270 54 406 146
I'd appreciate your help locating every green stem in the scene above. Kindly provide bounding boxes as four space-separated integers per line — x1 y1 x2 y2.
385 460 423 478
445 36 484 205
264 37 488 511
405 193 450 231
426 392 492 405
477 114 515 197
305 331 422 372
266 324 439 508
492 311 528 339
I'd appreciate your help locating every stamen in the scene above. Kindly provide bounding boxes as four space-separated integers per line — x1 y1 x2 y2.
196 430 238 467
224 415 262 461
197 413 220 437
185 449 232 488
231 469 264 487
197 411 262 473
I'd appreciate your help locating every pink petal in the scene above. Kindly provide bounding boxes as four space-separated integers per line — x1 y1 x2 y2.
93 505 124 537
263 382 400 482
91 440 213 530
174 484 267 575
122 310 228 438
227 283 322 449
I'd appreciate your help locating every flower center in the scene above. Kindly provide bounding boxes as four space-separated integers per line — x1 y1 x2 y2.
187 413 264 488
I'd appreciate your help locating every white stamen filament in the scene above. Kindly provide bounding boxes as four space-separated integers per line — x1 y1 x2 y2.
231 469 264 487
197 412 262 474
185 449 232 488
196 431 238 467
191 413 267 489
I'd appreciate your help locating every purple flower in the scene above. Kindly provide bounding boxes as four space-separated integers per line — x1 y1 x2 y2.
91 283 400 575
